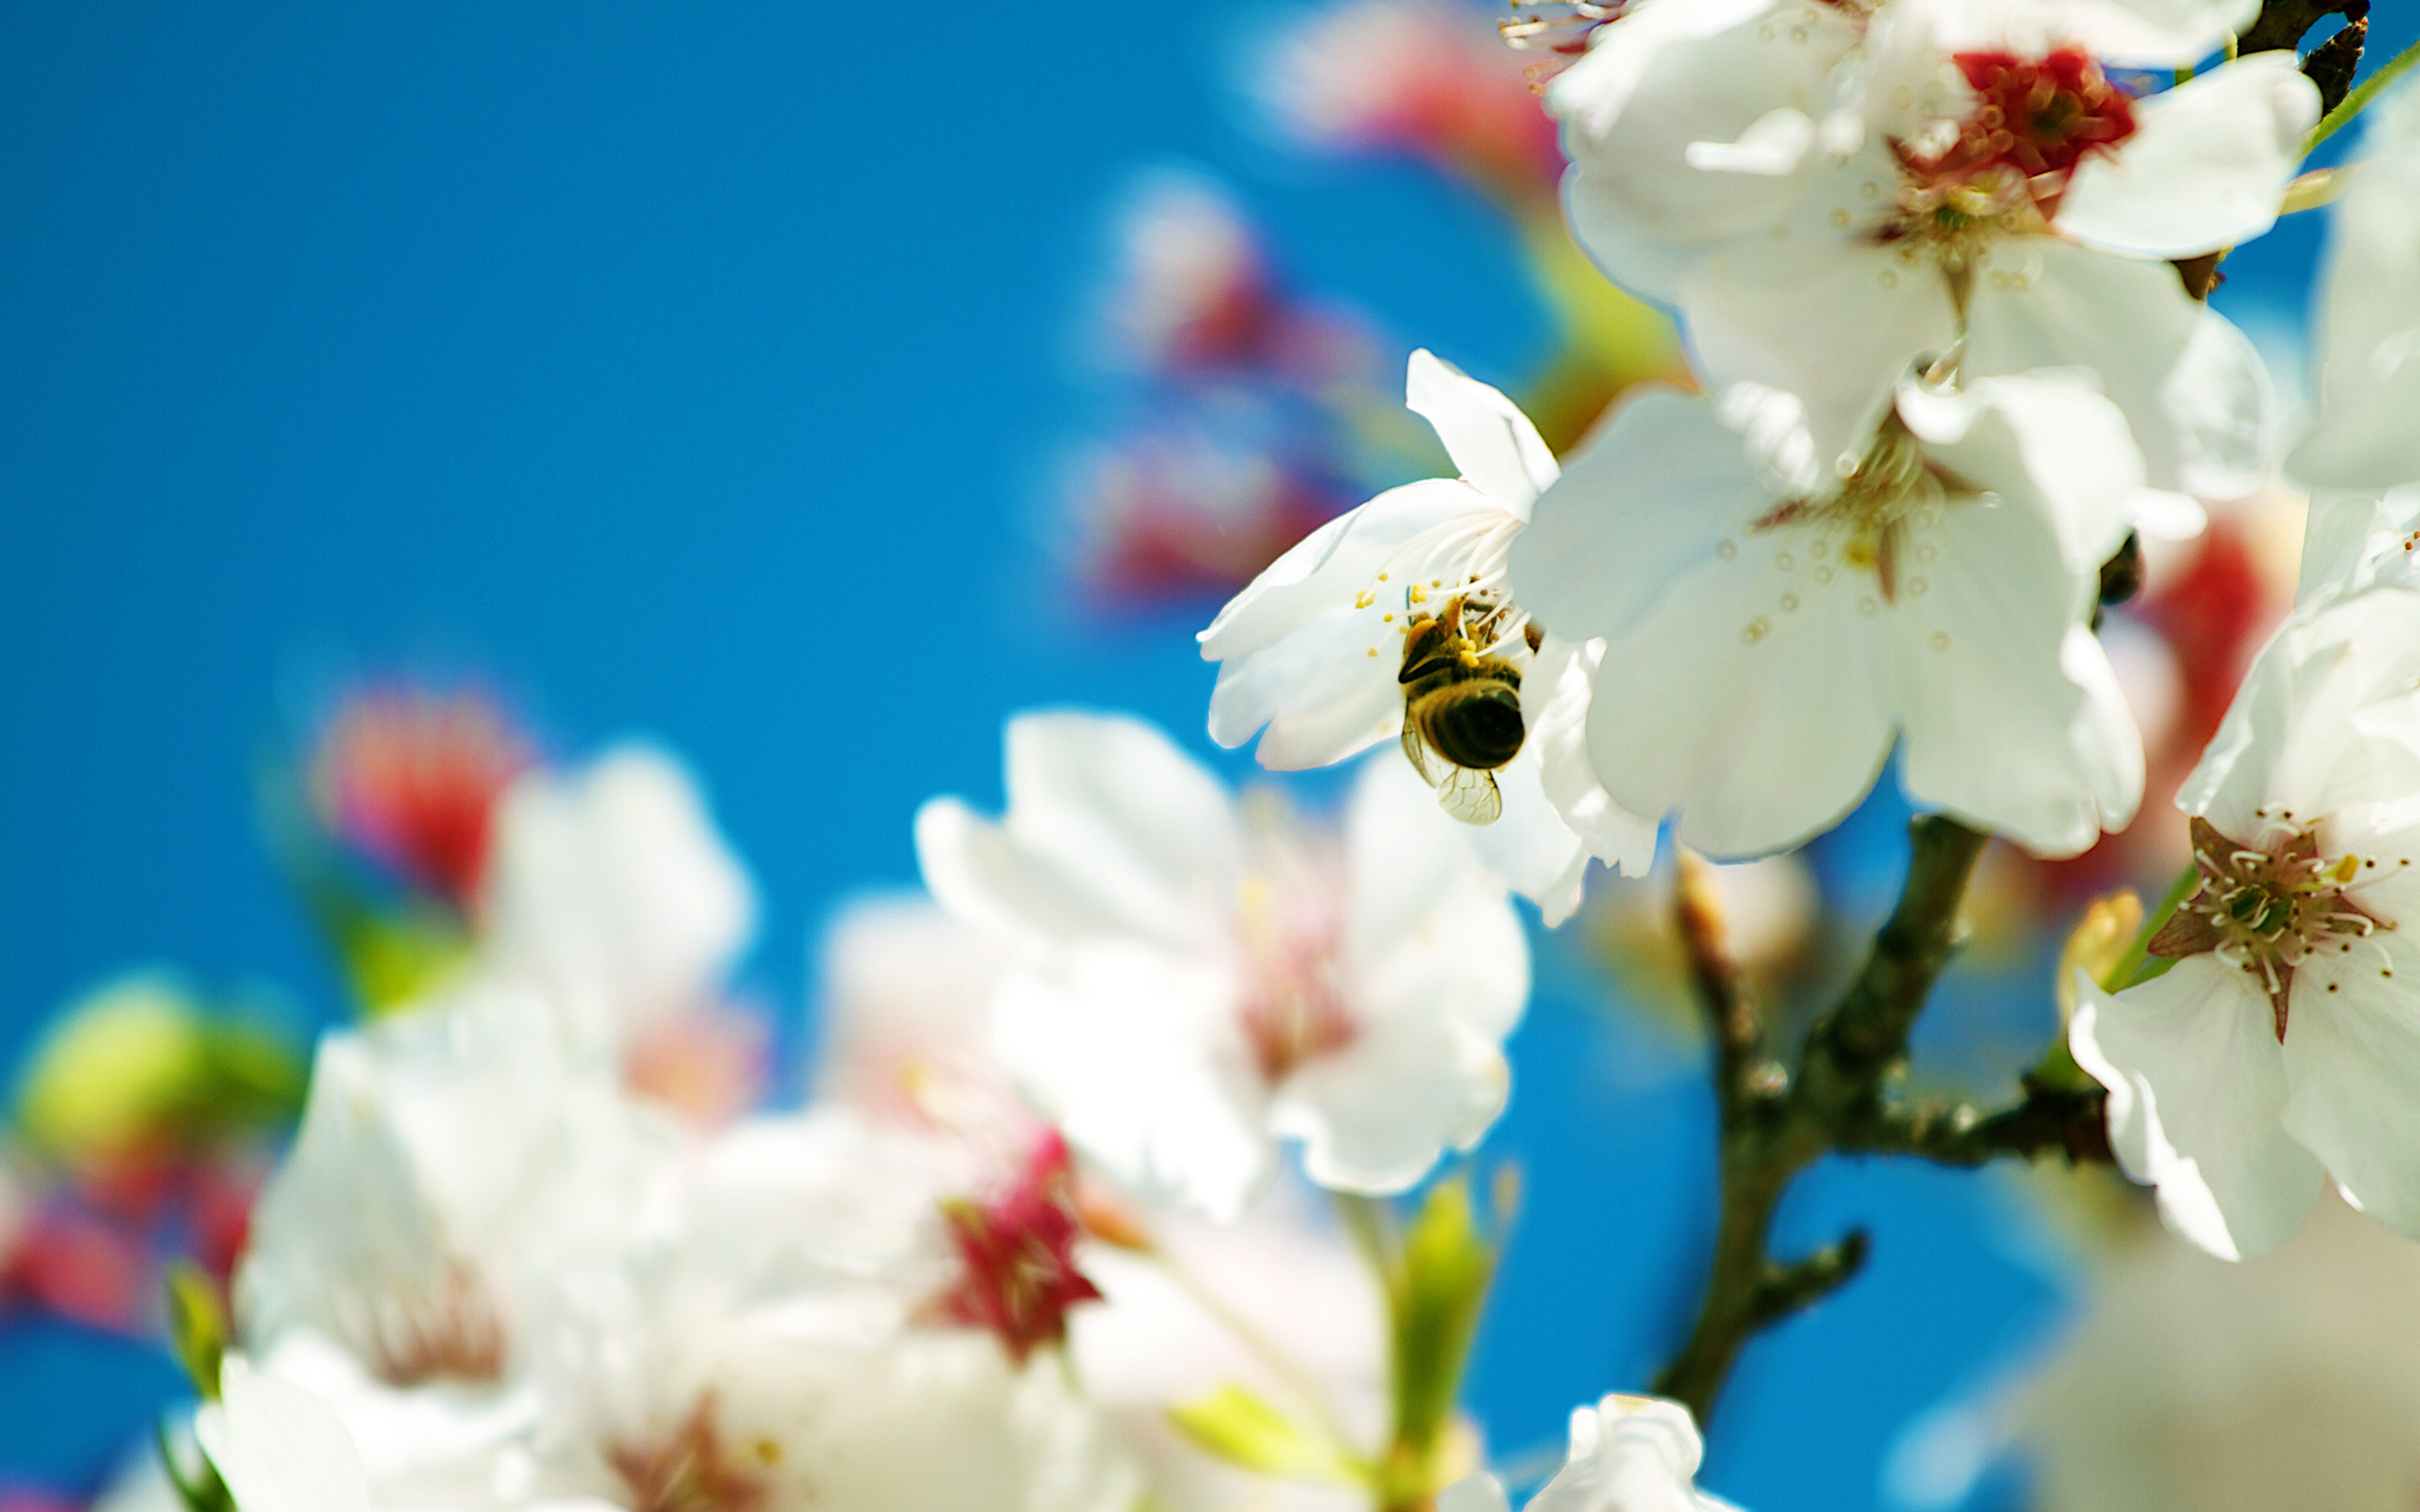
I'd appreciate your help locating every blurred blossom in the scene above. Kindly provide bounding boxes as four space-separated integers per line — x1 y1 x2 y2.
812 894 1033 1141
310 682 533 910
2019 1189 2420 1511
1258 0 1563 210
1068 173 1400 610
1074 1193 1387 1512
482 743 758 1057
1103 176 1373 385
1074 416 1356 607
620 1000 772 1131
919 711 1528 1218
1444 1395 1732 1512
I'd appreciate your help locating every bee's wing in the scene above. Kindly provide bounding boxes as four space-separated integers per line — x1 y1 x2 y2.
1401 722 1450 789
1435 764 1503 826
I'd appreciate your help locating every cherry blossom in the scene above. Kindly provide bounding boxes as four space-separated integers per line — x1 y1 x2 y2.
1202 349 1655 922
1442 1395 1735 1512
1550 0 2309 493
2072 583 2420 1260
1510 369 2172 858
919 710 1528 1218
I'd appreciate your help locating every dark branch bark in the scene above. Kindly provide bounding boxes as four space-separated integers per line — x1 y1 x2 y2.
1838 1077 2114 1167
1656 817 2035 1427
2236 0 2365 59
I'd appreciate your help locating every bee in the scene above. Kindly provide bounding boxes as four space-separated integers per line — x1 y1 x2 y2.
1396 599 1536 826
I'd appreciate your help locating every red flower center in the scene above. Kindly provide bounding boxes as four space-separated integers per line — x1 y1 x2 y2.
929 1132 1105 1365
1911 48 2138 196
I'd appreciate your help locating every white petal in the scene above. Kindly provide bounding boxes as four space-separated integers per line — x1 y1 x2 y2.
2156 309 2277 502
2180 586 2420 843
2290 82 2420 493
1344 757 1530 1043
1003 711 1244 949
1908 371 2147 575
1964 239 2255 497
2070 960 2323 1261
2059 56 2318 257
993 948 1271 1221
1205 595 1412 770
1529 1395 1724 1512
1584 520 1898 859
483 745 756 1026
2296 485 2420 606
1270 1008 1510 1194
1467 746 1595 927
1509 387 1777 644
1408 349 1558 514
1892 0 2257 67
1679 229 1959 473
1553 0 1859 298
1525 634 1661 877
1202 478 1487 765
1893 497 2139 855
1440 1476 1515 1512
197 1357 373 1512
1200 478 1479 662
2282 930 2420 1241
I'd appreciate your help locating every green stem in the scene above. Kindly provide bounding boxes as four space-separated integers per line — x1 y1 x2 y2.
2107 861 2200 991
2309 34 2420 153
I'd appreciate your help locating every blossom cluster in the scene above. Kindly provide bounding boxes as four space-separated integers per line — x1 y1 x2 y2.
19 0 2420 1506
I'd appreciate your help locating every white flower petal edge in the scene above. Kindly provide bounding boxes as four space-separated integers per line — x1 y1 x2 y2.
2058 53 2318 257
1894 0 2257 67
1200 350 1655 912
1447 1394 1737 1512
2289 79 2420 496
922 710 1530 1218
482 744 757 1046
2077 584 2420 1260
2070 962 2323 1261
1511 370 2151 859
196 1356 373 1512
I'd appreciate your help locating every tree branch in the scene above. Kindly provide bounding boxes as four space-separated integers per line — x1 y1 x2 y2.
1838 1077 2114 1168
1654 816 1997 1427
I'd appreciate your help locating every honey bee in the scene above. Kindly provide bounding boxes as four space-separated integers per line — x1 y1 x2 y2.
1396 599 1535 826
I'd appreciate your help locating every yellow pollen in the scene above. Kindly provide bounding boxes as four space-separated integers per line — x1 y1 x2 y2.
1354 589 1375 610
2330 854 2362 884
1409 584 1429 604
1383 612 1394 622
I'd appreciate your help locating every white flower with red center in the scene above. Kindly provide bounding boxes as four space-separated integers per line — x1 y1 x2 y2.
917 710 1528 1219
1509 367 2171 858
532 1109 1140 1512
1551 0 2312 494
1442 1395 1735 1512
239 981 676 1393
2289 79 2420 603
2072 583 2420 1261
1201 349 1655 924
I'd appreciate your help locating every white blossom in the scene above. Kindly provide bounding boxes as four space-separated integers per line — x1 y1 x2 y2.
1201 349 1655 923
2289 80 2420 603
195 1356 373 1512
1550 0 2308 493
1509 369 2164 858
919 710 1528 1218
482 744 757 1055
1442 1396 1735 1512
2072 583 2420 1260
528 1110 1138 1512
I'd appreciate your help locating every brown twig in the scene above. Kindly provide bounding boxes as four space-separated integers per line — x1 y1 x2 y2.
1654 817 2109 1427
